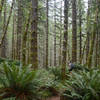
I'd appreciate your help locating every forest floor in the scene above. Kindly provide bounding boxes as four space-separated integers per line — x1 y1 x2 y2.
47 96 60 100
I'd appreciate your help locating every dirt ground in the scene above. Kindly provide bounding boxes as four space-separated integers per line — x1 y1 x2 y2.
47 96 60 100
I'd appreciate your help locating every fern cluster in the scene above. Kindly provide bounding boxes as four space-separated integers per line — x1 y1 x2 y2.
0 61 100 100
63 69 100 100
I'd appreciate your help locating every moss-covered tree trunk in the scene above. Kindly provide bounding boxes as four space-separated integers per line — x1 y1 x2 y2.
17 0 23 61
95 32 98 67
62 0 69 80
1 0 7 58
87 25 96 67
87 4 98 67
78 0 82 63
0 0 14 47
54 0 56 66
12 0 15 60
0 0 5 17
22 13 30 65
30 0 38 69
86 0 91 62
72 0 77 63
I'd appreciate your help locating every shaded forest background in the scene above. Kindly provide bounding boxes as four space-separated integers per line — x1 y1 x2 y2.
0 0 100 70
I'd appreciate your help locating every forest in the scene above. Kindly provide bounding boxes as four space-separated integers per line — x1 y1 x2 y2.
0 0 100 100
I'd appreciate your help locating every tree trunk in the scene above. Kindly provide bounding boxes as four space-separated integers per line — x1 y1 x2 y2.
95 0 99 67
95 32 98 67
22 13 30 65
72 0 77 63
0 0 5 17
87 6 98 67
87 25 96 67
59 1 63 66
79 0 82 63
30 0 38 69
12 0 15 59
86 0 91 62
0 0 14 47
17 0 23 61
54 0 56 66
1 0 7 58
62 0 69 80
46 0 49 68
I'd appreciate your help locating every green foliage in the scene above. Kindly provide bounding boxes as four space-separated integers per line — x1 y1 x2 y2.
63 69 100 100
48 66 70 81
73 63 89 71
0 63 63 99
0 62 100 100
36 68 63 98
0 63 43 100
48 66 62 81
0 58 20 66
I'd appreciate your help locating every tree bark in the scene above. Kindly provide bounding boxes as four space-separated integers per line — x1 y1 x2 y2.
17 0 23 61
30 0 38 69
79 0 82 63
46 0 49 68
22 13 30 65
12 0 16 59
0 0 5 17
87 6 98 67
54 0 56 66
59 1 63 66
72 0 77 63
0 0 14 47
62 0 69 80
86 0 91 62
1 0 7 58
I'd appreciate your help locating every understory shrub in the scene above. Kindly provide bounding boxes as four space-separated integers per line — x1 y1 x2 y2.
0 63 63 100
63 69 100 100
0 63 43 100
0 60 100 100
